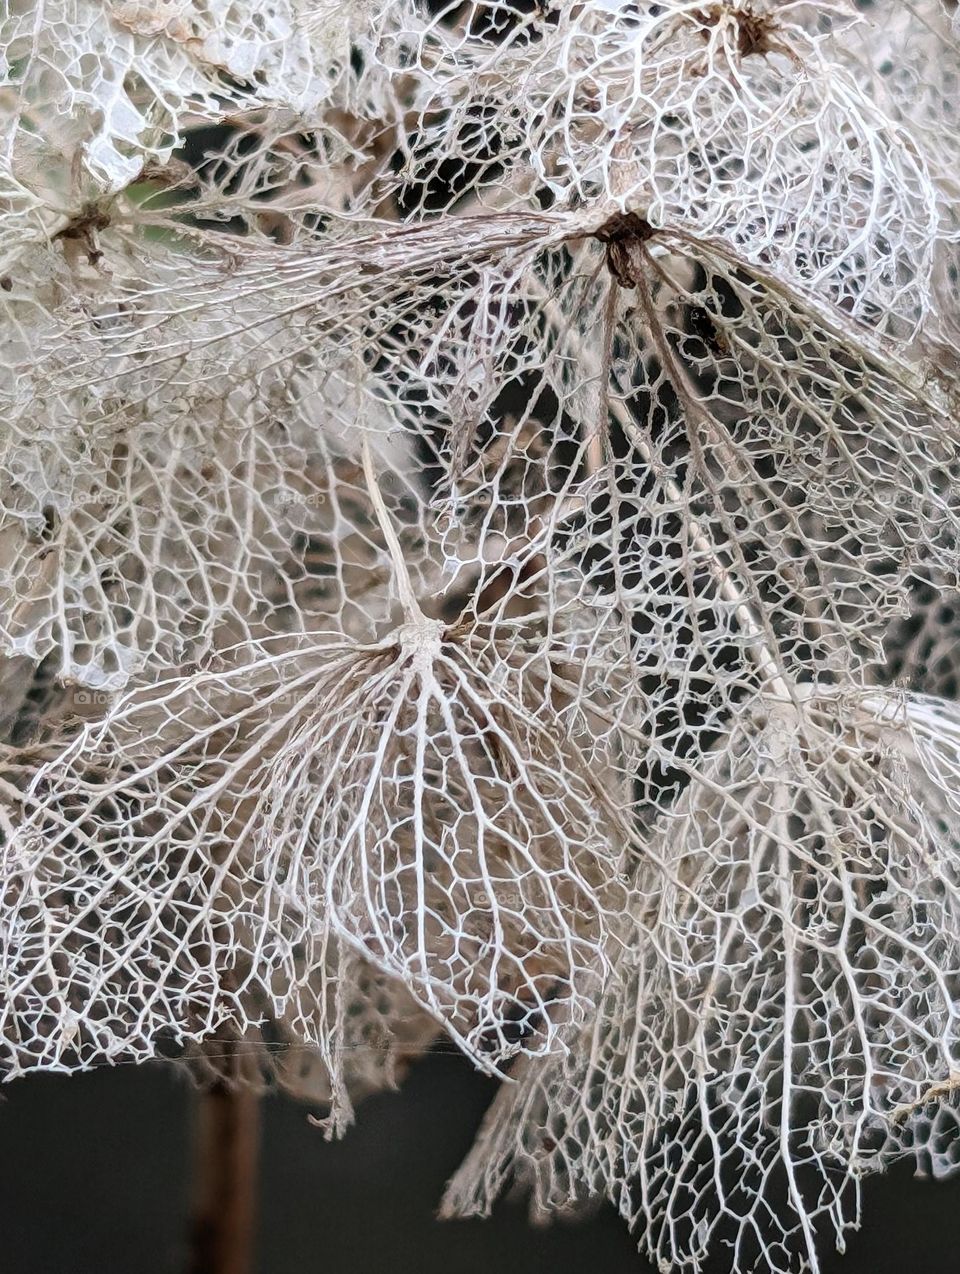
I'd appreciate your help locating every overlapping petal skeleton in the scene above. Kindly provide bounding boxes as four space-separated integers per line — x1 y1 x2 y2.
444 689 960 1270
2 1 960 1270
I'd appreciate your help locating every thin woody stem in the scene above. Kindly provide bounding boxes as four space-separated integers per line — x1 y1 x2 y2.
360 432 425 623
187 1070 261 1274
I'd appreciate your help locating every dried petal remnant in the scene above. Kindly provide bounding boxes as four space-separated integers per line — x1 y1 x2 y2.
694 4 780 59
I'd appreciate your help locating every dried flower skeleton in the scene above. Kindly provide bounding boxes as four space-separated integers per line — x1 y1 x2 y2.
2 1 960 1270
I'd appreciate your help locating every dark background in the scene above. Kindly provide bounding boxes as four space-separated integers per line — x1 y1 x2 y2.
0 1050 955 1274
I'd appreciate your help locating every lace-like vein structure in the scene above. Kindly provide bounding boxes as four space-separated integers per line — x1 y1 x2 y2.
443 691 960 1270
1 601 623 1075
2 2 960 1270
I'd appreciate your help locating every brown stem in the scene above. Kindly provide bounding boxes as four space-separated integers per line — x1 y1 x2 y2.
187 1075 261 1274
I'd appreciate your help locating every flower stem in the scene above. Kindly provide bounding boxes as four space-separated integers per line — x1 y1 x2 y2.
187 1071 261 1274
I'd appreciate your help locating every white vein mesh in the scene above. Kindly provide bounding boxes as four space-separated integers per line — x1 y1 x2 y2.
1 621 623 1072
1 2 960 1269
181 952 440 1124
0 226 446 684
372 1 939 335
443 692 960 1271
1 0 386 187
